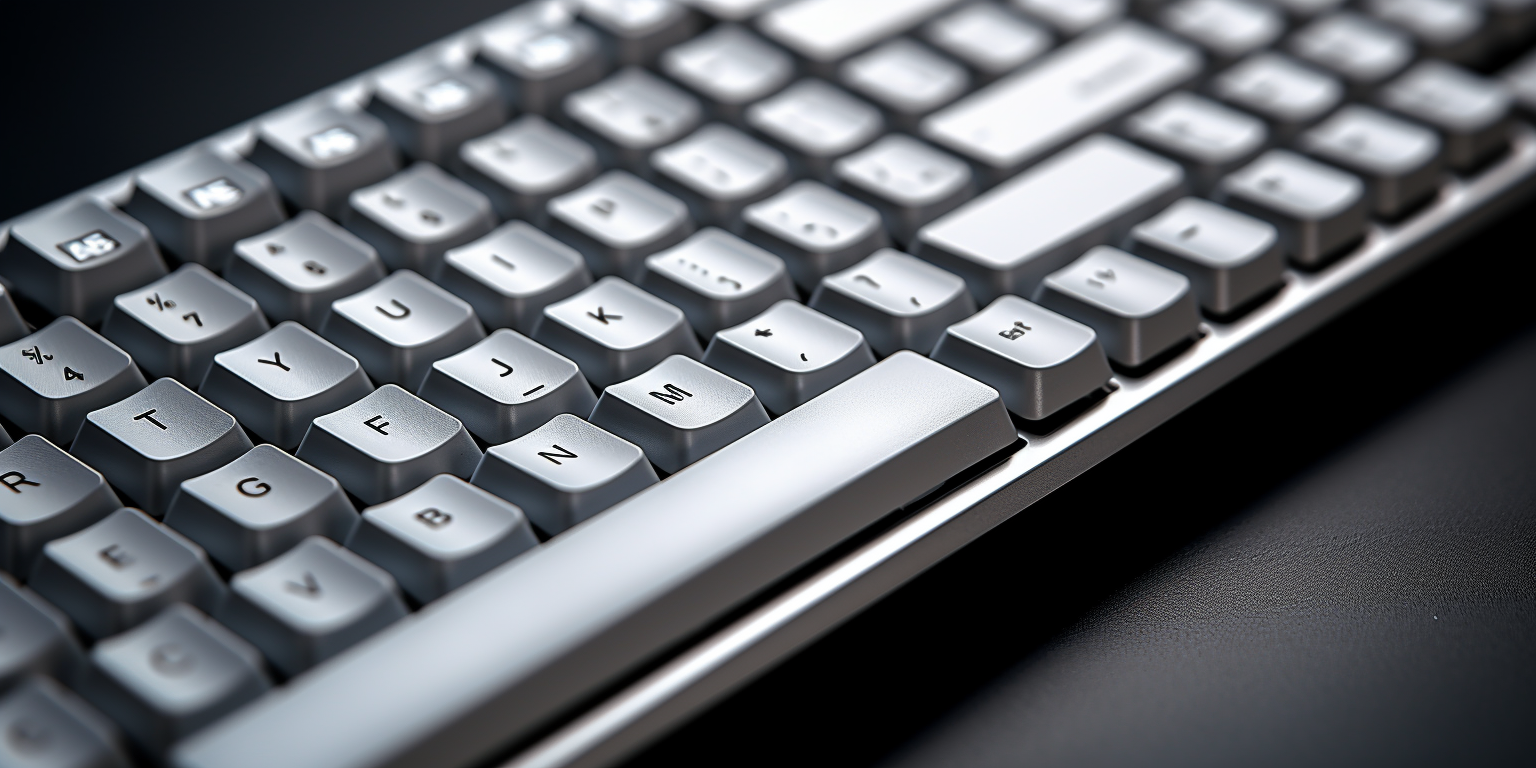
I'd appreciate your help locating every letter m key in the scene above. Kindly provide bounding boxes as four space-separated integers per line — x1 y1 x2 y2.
649 383 692 405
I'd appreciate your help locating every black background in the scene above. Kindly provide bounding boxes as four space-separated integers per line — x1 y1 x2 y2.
4 3 1533 766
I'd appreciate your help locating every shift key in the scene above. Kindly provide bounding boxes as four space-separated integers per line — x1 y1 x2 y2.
913 134 1184 303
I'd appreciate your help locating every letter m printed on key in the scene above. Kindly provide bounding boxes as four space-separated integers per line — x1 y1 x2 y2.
650 384 692 405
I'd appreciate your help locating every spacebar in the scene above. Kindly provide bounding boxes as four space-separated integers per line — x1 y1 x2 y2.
174 351 1016 768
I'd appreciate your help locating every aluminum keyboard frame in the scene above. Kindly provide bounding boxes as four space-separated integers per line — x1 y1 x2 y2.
6 7 1536 768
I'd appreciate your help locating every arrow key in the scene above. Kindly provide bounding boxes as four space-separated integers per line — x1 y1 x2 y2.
218 537 406 678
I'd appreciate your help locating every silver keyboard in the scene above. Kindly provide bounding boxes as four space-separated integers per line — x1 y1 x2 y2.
3 1 1536 767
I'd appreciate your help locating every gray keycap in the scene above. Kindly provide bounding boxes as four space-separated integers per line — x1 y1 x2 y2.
742 181 890 290
923 3 1053 79
1504 49 1536 119
1212 52 1344 139
457 116 600 224
122 148 286 271
691 0 778 20
70 379 254 517
295 384 482 506
364 62 506 166
833 135 974 245
1218 149 1368 267
839 39 970 130
1366 0 1485 64
579 0 700 65
435 221 594 335
0 424 8 451
640 228 797 337
345 163 498 275
546 171 695 281
1 436 121 576
0 574 81 692
1033 245 1201 368
0 318 148 445
921 22 1200 183
1015 0 1125 35
0 284 23 347
79 604 268 757
660 24 795 122
226 212 388 331
347 475 538 603
0 199 169 325
475 0 609 115
915 134 1184 303
1129 197 1285 315
1289 12 1414 94
1377 61 1514 173
701 300 876 415
163 445 358 573
417 329 597 445
532 277 703 388
218 537 405 677
100 264 270 387
170 353 1014 768
1272 0 1347 17
1122 91 1269 192
809 248 975 356
564 68 704 172
0 677 128 768
1159 0 1283 61
200 322 374 451
590 355 769 474
744 79 884 180
321 270 486 392
1299 105 1444 220
247 104 401 219
930 294 1112 420
29 509 224 641
756 0 963 68
471 414 658 535
650 124 790 231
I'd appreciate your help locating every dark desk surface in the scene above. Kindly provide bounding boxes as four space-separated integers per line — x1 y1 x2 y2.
6 4 1533 767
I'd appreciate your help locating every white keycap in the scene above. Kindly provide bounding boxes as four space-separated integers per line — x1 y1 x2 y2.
227 212 388 331
1298 105 1444 219
163 444 358 572
923 2 1053 78
1122 91 1269 191
839 39 970 128
70 378 255 517
471 414 659 534
100 264 270 387
0 318 148 445
565 67 704 171
833 135 974 244
1160 0 1283 60
1218 149 1369 267
219 537 406 677
295 384 483 506
589 355 769 473
532 277 703 388
1377 61 1514 172
1128 198 1285 315
809 248 975 355
1288 12 1414 92
702 300 876 415
744 79 885 179
742 181 890 290
921 22 1200 181
1033 245 1201 368
1212 52 1344 137
547 171 696 281
640 228 797 337
345 163 498 275
758 0 965 65
457 116 600 224
321 270 487 392
1013 0 1124 35
651 124 790 230
435 221 594 335
347 475 539 603
0 435 122 576
417 329 597 445
914 134 1184 303
660 24 796 121
929 295 1112 420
